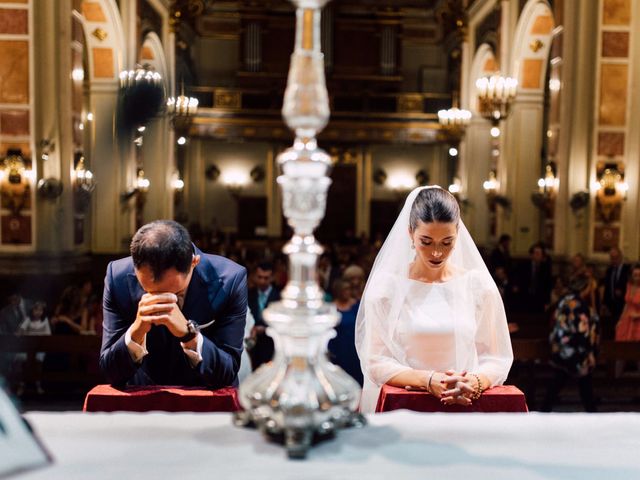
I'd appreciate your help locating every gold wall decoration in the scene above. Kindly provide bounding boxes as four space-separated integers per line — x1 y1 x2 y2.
214 89 242 109
599 63 628 126
92 47 114 78
602 0 630 26
397 94 423 113
529 39 544 52
530 15 554 34
92 27 108 41
82 2 107 22
595 161 626 223
521 59 543 89
0 40 29 104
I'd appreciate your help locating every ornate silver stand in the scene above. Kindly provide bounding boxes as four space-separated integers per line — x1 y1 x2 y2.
234 0 364 458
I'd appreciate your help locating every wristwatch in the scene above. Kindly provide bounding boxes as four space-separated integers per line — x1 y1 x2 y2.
177 320 199 343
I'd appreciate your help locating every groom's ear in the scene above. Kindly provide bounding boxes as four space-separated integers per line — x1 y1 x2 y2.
192 255 201 268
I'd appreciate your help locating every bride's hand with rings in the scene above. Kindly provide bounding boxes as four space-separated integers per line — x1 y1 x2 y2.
439 370 480 406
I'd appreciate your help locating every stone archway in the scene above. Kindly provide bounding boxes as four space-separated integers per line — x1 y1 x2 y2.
469 43 499 115
138 31 175 224
75 1 131 253
501 0 555 254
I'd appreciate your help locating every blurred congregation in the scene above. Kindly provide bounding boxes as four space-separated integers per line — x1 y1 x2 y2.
1 0 640 413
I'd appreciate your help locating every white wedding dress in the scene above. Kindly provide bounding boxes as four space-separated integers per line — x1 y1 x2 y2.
355 186 513 413
359 270 513 413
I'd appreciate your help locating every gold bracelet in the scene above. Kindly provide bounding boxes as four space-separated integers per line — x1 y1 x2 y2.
469 373 483 401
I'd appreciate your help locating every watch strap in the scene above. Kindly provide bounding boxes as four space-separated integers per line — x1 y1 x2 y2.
177 320 199 343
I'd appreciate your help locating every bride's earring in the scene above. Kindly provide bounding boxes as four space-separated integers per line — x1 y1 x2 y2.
411 243 415 249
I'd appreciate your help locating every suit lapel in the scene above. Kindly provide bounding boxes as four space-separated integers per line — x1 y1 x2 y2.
182 249 222 325
126 273 146 308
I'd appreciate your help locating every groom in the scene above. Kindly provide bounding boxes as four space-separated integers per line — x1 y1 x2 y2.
99 220 247 387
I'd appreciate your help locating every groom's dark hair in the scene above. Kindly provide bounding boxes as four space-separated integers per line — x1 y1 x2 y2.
409 187 460 230
130 220 194 281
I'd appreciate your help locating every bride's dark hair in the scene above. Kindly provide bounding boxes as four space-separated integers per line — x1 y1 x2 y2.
409 187 460 230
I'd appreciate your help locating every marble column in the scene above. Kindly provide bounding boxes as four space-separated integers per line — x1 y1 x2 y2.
89 82 135 253
141 115 174 223
459 117 493 245
500 91 545 255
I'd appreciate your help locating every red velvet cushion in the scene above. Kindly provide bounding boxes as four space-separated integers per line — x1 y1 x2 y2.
375 385 528 413
83 385 240 413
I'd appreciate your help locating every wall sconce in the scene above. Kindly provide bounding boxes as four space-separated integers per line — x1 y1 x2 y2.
73 154 96 212
73 155 96 193
415 169 430 186
250 165 265 183
171 171 185 192
166 81 199 118
530 162 558 215
122 169 150 202
483 171 510 209
205 164 221 181
475 73 518 122
593 163 628 223
1 149 33 215
372 168 387 186
386 172 416 192
37 178 63 200
569 191 589 213
448 177 462 195
438 107 472 141
221 170 249 197
39 139 55 161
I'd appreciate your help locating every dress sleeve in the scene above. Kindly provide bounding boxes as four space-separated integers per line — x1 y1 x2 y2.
474 274 514 386
363 294 413 386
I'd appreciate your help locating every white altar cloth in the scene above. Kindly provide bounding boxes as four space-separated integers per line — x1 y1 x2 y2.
19 410 640 480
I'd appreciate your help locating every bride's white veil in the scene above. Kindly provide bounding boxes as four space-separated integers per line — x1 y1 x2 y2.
355 185 501 410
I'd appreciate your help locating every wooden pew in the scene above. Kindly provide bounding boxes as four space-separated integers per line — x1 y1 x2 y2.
0 335 103 386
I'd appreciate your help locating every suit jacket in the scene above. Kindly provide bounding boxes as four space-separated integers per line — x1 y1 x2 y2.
515 260 552 313
99 247 247 388
247 285 280 368
603 263 630 318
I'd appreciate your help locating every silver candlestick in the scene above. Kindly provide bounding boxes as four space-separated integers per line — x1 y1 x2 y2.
234 0 364 458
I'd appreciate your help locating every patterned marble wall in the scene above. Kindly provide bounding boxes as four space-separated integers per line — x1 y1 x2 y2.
0 1 33 247
591 0 632 253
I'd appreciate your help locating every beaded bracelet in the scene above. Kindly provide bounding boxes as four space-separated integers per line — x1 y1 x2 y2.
468 373 483 401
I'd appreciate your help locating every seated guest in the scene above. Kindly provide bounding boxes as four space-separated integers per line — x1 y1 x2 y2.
51 286 87 334
317 252 339 297
16 301 51 395
343 264 366 302
247 261 281 369
489 234 512 274
0 293 27 335
328 279 363 385
99 220 247 387
542 274 599 412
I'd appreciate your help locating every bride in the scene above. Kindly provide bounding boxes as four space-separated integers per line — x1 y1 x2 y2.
355 186 513 412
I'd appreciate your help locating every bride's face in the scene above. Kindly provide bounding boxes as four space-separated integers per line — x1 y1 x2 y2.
409 221 458 270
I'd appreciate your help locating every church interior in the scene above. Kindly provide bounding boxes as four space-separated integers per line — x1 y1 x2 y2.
1 0 640 414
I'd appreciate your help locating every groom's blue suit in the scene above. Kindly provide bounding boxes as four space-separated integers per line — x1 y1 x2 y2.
99 247 247 387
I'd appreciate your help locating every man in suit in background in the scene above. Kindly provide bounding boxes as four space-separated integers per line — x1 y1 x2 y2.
100 220 247 387
247 261 281 369
516 243 552 313
602 246 630 339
